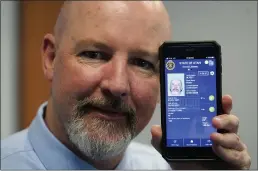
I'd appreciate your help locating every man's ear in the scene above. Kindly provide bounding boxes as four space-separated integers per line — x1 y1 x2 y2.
41 34 56 82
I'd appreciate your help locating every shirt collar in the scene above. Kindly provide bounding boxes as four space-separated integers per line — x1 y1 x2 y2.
28 102 96 170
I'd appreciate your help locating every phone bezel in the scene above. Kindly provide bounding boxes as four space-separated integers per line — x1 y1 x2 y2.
159 41 223 161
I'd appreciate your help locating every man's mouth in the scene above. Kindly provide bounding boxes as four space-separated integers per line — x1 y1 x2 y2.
86 106 127 120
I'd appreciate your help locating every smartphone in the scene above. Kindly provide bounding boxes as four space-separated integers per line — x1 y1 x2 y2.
159 41 222 161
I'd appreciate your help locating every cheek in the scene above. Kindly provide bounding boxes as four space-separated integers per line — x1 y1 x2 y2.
130 74 159 132
52 56 102 106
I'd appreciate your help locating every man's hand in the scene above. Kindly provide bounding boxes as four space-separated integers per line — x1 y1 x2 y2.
151 95 251 170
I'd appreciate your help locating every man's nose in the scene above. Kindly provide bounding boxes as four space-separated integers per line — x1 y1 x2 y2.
100 60 130 99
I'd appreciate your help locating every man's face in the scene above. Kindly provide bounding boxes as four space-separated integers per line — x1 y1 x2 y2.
171 80 182 95
44 2 170 160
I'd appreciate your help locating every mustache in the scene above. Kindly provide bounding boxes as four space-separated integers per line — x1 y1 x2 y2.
74 96 136 119
73 96 137 136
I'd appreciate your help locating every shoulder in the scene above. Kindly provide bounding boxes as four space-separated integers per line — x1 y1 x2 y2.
1 129 44 169
1 129 32 159
117 141 171 170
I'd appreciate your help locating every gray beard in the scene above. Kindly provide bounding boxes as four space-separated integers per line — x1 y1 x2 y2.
65 116 133 161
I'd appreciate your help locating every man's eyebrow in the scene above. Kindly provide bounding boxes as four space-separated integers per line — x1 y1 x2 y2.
74 39 113 53
74 39 159 61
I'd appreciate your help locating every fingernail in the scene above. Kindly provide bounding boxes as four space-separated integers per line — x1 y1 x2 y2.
153 124 159 127
224 94 232 100
151 125 158 132
152 125 160 128
214 117 221 122
226 94 232 99
151 125 161 135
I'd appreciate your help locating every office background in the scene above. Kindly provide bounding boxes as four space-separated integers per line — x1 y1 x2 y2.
1 1 257 169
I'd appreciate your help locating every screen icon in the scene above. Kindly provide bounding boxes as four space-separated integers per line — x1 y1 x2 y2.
166 60 175 70
210 71 215 75
209 95 215 101
209 107 215 112
202 121 211 127
168 139 183 147
202 117 207 121
201 139 213 146
184 139 200 147
209 60 214 66
205 60 209 64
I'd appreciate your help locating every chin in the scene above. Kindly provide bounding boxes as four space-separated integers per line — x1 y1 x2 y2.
79 116 131 138
65 110 136 159
67 118 132 160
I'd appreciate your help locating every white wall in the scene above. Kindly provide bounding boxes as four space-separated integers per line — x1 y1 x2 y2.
1 1 20 139
134 1 257 169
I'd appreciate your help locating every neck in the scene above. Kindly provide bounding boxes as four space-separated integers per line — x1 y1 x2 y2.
44 97 124 170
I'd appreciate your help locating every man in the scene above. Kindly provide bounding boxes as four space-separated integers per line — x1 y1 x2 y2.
1 1 251 170
170 79 183 96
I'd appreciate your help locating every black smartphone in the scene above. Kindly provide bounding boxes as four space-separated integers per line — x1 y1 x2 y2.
159 41 223 161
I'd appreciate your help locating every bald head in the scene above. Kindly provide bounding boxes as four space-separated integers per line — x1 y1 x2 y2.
54 1 171 49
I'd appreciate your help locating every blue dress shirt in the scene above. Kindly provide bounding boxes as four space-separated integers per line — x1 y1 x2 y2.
1 102 171 170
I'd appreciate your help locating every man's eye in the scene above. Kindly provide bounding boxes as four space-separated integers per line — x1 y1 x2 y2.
130 58 155 70
77 51 109 60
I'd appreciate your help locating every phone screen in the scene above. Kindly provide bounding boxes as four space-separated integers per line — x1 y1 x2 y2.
165 56 217 148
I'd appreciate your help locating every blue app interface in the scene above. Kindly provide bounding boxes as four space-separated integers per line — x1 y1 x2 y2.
165 57 217 147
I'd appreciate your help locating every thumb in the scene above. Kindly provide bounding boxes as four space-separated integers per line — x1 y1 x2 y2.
151 125 162 153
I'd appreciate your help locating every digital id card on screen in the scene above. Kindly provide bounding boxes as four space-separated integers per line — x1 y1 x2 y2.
165 58 217 147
